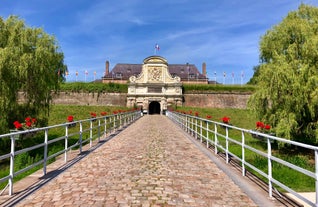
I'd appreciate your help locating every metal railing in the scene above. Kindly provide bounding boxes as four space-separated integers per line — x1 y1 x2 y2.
167 111 318 207
0 111 141 196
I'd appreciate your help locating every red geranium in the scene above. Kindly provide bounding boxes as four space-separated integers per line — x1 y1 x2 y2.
222 116 230 124
195 112 199 116
206 115 212 119
90 112 97 117
265 124 271 130
67 115 74 122
13 121 23 130
256 121 265 129
101 111 107 116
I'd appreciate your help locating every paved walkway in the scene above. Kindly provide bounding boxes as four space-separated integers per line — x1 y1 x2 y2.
1 115 292 206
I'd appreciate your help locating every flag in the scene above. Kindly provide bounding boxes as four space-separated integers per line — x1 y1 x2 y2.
155 43 160 51
223 72 226 77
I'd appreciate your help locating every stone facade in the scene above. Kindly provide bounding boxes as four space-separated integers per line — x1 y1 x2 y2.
127 56 183 114
31 92 250 109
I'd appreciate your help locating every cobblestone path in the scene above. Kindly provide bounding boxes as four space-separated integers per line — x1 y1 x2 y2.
15 115 271 207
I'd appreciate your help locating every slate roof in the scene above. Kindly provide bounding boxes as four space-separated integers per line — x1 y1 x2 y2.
103 63 207 80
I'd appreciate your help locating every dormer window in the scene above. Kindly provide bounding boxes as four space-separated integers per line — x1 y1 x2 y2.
189 74 196 79
116 73 122 78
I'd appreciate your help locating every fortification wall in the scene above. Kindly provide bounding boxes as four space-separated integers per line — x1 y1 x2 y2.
48 92 251 109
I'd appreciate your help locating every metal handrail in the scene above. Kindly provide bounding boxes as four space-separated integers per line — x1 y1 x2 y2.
0 111 141 196
166 111 318 207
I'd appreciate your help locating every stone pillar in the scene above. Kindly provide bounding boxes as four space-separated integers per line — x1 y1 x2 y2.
202 62 207 77
105 61 109 76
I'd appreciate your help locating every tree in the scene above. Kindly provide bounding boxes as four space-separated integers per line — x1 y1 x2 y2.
247 65 260 85
0 16 67 133
248 4 318 144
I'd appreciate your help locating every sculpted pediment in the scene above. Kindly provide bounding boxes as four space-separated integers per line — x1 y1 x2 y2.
129 56 180 84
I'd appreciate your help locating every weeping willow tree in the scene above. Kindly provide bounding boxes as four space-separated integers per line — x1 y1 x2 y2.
0 16 67 133
248 4 318 144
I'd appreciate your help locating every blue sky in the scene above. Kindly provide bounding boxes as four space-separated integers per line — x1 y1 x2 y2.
1 0 318 84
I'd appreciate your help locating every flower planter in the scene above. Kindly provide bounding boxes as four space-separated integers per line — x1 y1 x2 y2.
68 122 77 128
251 131 275 143
10 129 38 140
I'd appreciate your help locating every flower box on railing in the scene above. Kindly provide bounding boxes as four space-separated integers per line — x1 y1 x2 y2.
250 130 276 143
9 129 38 140
68 123 77 128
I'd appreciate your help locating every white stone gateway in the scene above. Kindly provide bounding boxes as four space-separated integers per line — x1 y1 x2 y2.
127 56 183 114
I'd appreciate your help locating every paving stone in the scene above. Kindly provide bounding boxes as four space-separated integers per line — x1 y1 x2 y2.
1 115 288 207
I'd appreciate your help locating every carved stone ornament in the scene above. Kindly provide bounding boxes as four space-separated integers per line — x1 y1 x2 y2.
129 76 136 82
149 68 162 81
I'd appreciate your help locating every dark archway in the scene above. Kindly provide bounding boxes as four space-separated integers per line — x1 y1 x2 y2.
149 101 160 114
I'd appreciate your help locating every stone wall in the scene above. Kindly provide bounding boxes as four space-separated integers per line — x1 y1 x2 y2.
183 92 251 109
47 91 251 109
51 92 127 106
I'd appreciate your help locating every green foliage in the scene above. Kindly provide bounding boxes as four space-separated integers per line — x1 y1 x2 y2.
248 4 318 144
0 16 67 133
59 82 128 93
183 84 256 93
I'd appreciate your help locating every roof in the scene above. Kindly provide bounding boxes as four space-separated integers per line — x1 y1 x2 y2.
103 63 207 80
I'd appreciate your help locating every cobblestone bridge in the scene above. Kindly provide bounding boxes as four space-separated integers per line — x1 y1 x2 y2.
1 115 298 207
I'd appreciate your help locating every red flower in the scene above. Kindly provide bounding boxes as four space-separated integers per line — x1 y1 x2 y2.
195 112 199 116
25 117 31 123
113 111 118 114
90 112 97 117
67 115 74 122
189 110 192 114
256 121 265 129
13 121 23 129
265 124 271 130
206 115 212 119
222 116 230 124
101 111 107 116
32 118 37 124
25 121 32 127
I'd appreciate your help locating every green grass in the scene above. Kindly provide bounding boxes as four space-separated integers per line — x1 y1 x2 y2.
183 84 256 93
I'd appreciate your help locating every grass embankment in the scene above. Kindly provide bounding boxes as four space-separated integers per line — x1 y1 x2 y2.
176 106 315 192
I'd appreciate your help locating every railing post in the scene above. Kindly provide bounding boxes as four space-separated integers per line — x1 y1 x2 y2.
200 119 203 143
113 115 116 131
79 122 83 153
214 124 218 154
9 135 15 195
315 150 318 206
241 131 245 176
65 125 68 162
267 137 273 198
90 120 93 147
104 117 107 138
195 118 198 139
98 119 101 142
206 121 209 148
225 127 229 163
43 129 48 175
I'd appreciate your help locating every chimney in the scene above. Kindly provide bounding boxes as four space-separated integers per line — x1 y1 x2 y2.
105 60 109 76
202 62 207 77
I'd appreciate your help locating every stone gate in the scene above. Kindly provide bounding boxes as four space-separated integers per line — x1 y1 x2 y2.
126 56 183 114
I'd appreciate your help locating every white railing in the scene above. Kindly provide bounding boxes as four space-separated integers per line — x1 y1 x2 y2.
0 111 141 196
167 111 318 207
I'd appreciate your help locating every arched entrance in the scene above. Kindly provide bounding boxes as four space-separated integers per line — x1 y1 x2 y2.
149 101 161 114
